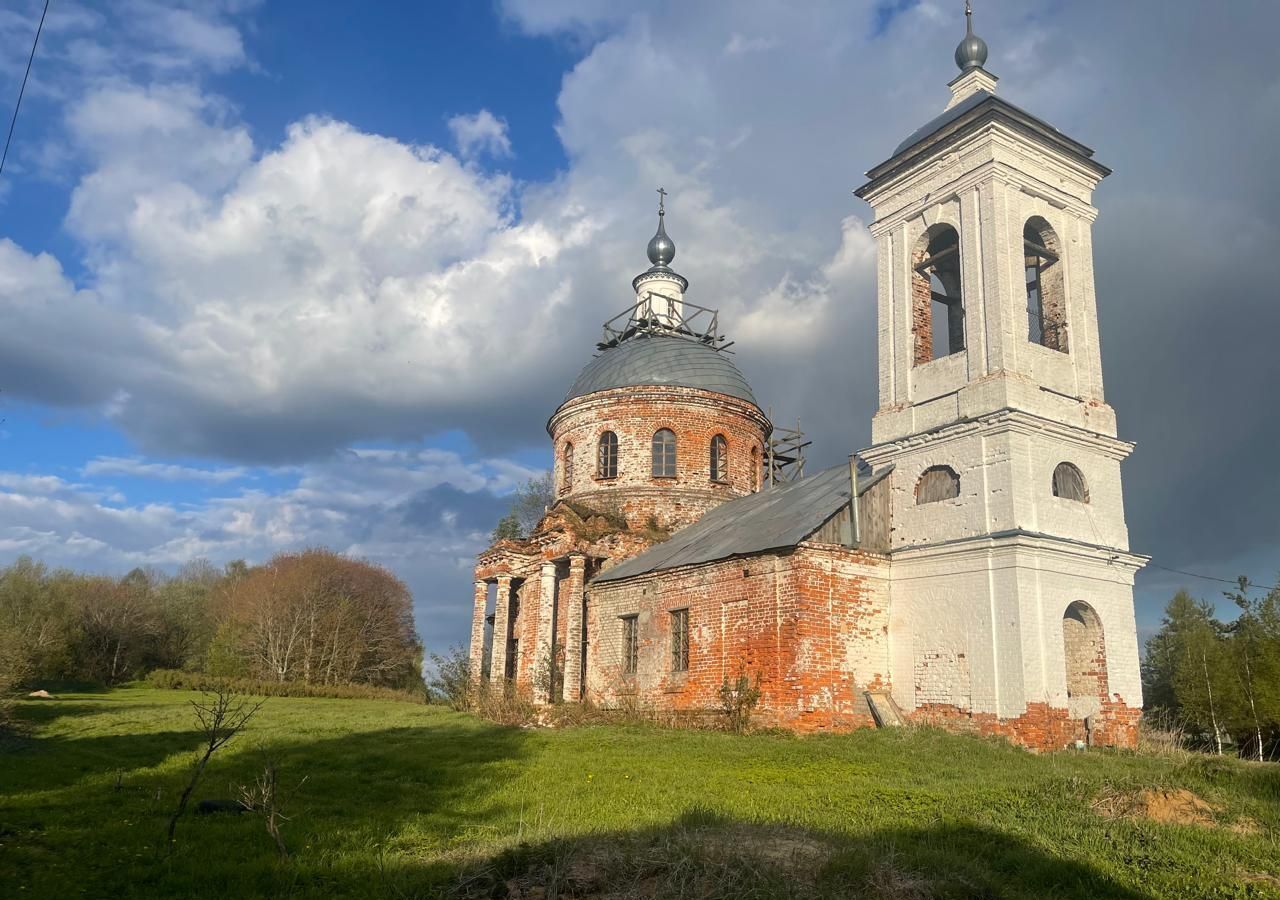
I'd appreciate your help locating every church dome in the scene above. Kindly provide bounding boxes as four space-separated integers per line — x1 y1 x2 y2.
563 334 758 406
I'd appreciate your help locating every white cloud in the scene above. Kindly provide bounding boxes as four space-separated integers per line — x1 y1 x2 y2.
723 33 776 56
82 456 248 483
447 109 513 160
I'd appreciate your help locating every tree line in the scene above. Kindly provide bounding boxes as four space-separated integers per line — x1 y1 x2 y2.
0 549 424 697
1142 579 1280 759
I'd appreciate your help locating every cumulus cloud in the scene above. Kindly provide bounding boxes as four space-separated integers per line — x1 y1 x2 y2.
447 109 513 160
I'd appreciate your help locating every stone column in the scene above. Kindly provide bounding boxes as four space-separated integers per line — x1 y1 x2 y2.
562 554 586 702
469 580 488 683
489 574 512 685
534 562 557 705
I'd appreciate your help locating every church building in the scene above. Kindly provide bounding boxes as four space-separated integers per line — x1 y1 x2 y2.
466 9 1146 751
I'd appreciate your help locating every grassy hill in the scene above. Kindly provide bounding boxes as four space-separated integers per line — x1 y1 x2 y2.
1 688 1277 899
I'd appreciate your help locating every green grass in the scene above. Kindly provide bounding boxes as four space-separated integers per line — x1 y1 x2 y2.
1 688 1277 899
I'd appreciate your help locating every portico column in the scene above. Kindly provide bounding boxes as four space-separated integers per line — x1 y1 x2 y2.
562 554 586 702
469 580 488 683
489 574 513 685
534 562 556 705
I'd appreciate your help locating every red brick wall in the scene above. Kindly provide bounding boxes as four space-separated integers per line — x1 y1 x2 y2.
584 544 890 732
548 385 771 531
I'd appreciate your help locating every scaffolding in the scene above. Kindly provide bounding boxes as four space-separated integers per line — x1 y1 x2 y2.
597 292 733 352
766 416 810 486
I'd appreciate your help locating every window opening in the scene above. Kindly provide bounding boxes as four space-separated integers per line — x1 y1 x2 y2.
561 443 574 494
622 614 639 675
598 431 618 479
1052 462 1089 502
1025 219 1068 352
652 429 677 478
912 226 965 364
671 609 689 672
710 435 728 483
916 465 960 504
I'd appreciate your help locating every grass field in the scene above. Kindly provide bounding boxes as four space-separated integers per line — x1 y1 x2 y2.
1 688 1277 899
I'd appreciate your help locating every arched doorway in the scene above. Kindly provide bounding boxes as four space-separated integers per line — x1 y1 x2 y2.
1062 601 1108 721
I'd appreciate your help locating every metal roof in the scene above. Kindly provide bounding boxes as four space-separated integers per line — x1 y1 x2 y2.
563 333 758 406
594 463 891 583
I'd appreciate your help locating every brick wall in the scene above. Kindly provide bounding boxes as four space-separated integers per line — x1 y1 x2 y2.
585 543 890 732
548 385 771 531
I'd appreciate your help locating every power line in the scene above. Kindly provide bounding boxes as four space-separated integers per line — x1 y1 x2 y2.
1 0 51 178
1143 561 1279 595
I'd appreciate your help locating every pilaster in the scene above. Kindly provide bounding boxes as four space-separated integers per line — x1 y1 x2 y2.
469 580 488 683
535 563 557 704
489 574 513 685
562 554 587 702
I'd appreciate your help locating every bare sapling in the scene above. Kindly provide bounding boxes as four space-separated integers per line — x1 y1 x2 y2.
166 687 264 844
238 753 306 859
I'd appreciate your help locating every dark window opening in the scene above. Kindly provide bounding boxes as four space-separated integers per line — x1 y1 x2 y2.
671 608 689 672
598 431 619 479
561 443 574 495
710 434 728 483
622 614 639 675
916 465 960 504
1052 462 1089 503
912 226 965 364
652 429 677 478
1025 219 1068 352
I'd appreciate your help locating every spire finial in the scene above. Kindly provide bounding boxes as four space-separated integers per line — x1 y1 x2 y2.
646 188 675 268
955 0 988 71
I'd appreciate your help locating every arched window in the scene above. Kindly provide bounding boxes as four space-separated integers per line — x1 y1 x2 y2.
652 429 677 478
597 431 618 479
709 435 728 483
561 443 574 494
1063 601 1108 723
911 224 965 364
750 446 760 492
1052 462 1089 502
916 465 960 504
1025 217 1068 352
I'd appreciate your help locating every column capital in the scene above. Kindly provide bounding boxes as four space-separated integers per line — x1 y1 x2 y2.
540 560 557 575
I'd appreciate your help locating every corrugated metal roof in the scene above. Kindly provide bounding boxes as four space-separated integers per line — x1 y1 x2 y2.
594 464 891 583
564 333 758 406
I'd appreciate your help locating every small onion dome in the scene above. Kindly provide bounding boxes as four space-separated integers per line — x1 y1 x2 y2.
954 4 988 71
646 211 675 268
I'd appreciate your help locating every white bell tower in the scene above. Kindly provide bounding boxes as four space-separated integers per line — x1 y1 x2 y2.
856 5 1147 747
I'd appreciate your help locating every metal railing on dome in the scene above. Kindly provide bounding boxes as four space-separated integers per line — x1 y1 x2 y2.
598 292 733 352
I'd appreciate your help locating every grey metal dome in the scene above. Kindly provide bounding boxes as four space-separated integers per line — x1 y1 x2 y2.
647 212 675 268
955 3 988 71
563 334 758 406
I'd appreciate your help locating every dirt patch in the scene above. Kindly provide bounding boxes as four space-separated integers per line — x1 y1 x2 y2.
1094 787 1218 827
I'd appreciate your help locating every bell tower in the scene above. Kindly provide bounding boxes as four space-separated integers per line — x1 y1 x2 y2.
856 5 1147 748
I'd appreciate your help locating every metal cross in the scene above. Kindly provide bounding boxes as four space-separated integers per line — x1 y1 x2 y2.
656 186 667 214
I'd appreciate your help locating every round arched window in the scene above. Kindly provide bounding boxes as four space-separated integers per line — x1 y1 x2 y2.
561 443 574 494
710 435 728 483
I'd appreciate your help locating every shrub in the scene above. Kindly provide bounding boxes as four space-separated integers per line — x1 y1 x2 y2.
144 669 424 703
427 646 473 711
717 672 761 734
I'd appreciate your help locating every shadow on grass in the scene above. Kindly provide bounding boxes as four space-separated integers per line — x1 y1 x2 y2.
428 810 1158 900
0 728 207 793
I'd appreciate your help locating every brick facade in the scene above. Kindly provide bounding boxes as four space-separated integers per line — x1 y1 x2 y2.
548 384 771 531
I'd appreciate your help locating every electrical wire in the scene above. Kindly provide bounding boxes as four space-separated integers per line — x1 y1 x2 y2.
1 0 51 178
1143 562 1279 595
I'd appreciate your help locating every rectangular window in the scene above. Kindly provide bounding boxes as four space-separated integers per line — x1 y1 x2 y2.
621 614 638 675
670 608 689 673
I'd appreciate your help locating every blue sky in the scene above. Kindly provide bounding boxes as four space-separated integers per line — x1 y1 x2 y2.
1 0 1278 655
